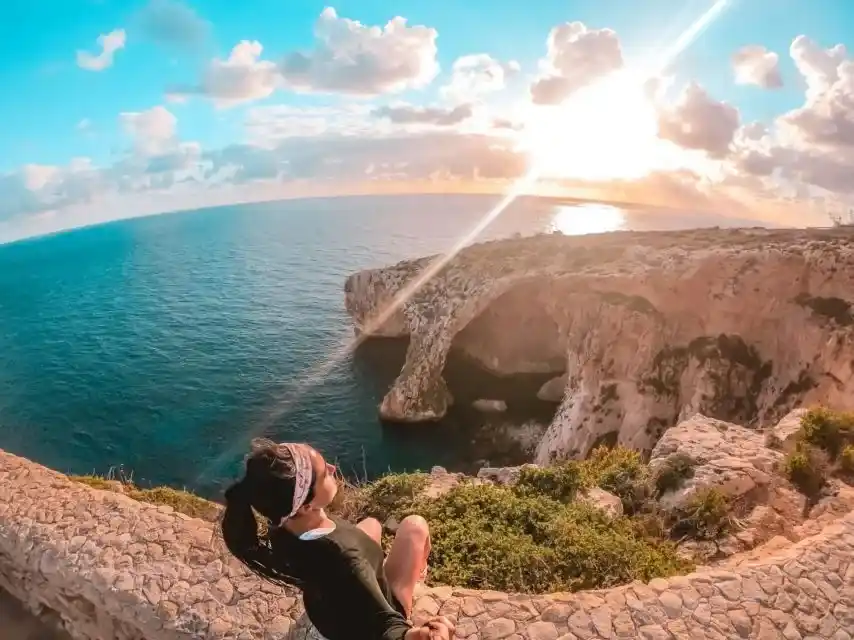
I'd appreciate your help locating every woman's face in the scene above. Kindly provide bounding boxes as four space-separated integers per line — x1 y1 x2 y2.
306 446 338 509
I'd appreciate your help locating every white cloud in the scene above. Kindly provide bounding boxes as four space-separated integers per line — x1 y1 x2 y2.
22 20 854 239
441 54 518 102
171 8 440 105
247 133 528 182
76 29 126 71
76 118 92 132
136 0 209 49
530 22 623 105
716 35 854 207
0 173 44 222
145 142 202 174
278 7 439 95
491 118 524 131
21 165 61 191
790 35 848 101
732 45 783 89
780 37 854 149
0 130 528 231
657 82 740 158
119 106 178 156
244 104 384 149
170 40 279 107
373 103 474 126
0 160 104 223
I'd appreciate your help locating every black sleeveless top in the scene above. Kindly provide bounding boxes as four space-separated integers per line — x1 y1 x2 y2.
270 516 411 640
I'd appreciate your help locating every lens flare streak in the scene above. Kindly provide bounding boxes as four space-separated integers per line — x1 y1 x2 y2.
197 0 736 484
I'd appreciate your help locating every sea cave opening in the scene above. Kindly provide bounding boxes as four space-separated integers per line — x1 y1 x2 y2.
350 279 568 470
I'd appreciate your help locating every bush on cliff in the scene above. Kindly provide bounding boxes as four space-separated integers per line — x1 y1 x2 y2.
670 488 732 541
799 406 854 459
773 407 854 496
840 445 854 475
330 472 429 524
580 446 651 513
783 443 830 498
514 462 583 502
653 453 695 497
71 474 221 521
514 446 651 514
397 483 690 593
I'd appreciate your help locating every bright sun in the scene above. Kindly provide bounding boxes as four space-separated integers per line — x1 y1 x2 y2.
522 71 678 182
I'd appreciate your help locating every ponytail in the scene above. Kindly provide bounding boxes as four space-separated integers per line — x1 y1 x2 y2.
220 479 304 588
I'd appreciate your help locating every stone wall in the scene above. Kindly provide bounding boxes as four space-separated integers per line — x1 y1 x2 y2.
2 449 854 639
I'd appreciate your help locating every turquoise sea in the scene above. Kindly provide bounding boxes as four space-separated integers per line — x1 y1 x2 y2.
0 194 768 497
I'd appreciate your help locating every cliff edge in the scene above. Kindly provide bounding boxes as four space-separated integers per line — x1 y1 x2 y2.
3 440 854 640
344 226 854 462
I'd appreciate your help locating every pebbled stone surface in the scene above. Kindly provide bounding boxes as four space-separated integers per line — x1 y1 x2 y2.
2 449 854 639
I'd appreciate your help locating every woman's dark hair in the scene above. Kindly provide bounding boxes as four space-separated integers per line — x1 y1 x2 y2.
220 438 316 588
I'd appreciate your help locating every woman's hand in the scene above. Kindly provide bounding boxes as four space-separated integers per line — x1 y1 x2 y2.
404 616 455 640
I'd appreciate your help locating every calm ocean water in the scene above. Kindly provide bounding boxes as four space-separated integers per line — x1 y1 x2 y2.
0 194 768 497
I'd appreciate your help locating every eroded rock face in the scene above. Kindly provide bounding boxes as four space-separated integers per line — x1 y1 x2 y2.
344 227 854 459
773 407 809 453
649 414 782 511
537 374 568 402
648 412 854 562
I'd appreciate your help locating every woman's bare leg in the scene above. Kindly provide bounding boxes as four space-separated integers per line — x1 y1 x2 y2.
356 517 382 545
384 515 431 619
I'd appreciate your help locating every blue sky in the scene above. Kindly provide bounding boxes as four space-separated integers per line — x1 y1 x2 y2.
2 0 854 241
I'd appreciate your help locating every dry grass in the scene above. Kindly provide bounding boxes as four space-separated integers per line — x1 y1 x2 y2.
70 472 221 522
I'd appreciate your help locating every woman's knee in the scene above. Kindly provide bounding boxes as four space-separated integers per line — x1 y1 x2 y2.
398 515 429 542
358 517 382 541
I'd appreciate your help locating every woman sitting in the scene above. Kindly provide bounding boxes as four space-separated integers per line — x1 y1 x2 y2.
220 439 454 640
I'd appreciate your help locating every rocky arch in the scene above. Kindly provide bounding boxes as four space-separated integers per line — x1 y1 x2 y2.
349 230 854 463
449 276 568 377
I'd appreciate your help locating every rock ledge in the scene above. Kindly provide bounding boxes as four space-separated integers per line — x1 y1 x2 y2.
3 449 854 639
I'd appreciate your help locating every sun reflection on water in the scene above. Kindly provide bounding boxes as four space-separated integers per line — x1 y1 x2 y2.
550 203 627 236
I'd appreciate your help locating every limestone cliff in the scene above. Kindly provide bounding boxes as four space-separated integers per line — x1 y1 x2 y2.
344 226 854 462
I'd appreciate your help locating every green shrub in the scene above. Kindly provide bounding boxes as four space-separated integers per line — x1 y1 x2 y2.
784 443 830 498
841 445 854 474
357 472 429 523
800 407 854 458
406 483 689 593
514 462 583 503
671 488 732 541
653 453 695 496
630 504 670 539
328 481 371 521
580 446 651 513
71 475 221 521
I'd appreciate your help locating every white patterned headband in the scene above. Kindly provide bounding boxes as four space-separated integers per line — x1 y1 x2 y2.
283 443 313 518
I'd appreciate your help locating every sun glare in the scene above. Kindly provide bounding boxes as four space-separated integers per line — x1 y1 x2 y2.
551 203 626 235
522 71 680 182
